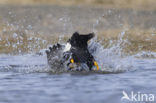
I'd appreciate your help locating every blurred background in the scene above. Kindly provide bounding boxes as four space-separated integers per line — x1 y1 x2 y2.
0 0 156 54
0 0 156 9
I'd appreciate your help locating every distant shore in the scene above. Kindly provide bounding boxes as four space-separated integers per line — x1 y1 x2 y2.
0 5 156 54
0 0 156 10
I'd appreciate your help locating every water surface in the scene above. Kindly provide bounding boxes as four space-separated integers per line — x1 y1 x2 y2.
0 53 156 103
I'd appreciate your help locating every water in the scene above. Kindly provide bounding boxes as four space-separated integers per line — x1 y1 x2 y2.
0 5 156 103
0 44 156 103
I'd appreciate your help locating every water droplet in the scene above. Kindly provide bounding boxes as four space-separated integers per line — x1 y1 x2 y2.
27 25 32 30
13 33 18 38
3 28 6 32
9 12 12 15
59 18 63 21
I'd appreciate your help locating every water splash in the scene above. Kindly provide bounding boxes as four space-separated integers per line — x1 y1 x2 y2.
0 54 49 73
0 16 155 73
0 26 141 73
134 51 156 59
88 27 138 72
59 13 73 35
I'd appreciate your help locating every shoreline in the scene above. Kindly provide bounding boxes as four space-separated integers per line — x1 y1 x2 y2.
0 5 156 54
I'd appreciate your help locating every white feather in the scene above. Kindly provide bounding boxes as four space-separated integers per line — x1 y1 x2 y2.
63 43 71 52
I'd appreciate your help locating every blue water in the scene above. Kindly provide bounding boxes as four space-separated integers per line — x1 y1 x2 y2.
0 54 156 103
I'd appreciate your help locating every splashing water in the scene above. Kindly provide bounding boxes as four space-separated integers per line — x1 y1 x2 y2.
88 30 135 72
0 18 153 73
0 11 155 73
0 30 138 73
0 54 49 73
